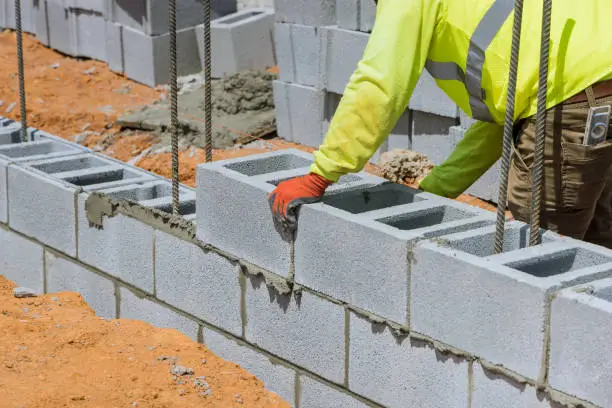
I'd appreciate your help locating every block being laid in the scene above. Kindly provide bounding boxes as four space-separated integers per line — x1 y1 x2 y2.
196 149 382 277
77 180 194 293
295 184 493 325
411 224 612 381
201 8 275 78
548 278 612 407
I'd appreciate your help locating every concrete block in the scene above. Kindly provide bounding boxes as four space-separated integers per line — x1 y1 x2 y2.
109 0 232 36
245 275 346 383
123 25 201 87
472 362 560 408
273 0 335 26
287 83 325 147
411 111 456 165
71 9 106 61
549 278 612 407
196 149 380 277
0 227 44 293
119 286 199 341
459 108 477 130
349 312 469 408
411 224 612 381
291 24 320 87
295 184 493 324
2 0 37 33
45 251 116 319
105 21 124 73
299 376 370 408
204 328 296 405
155 230 242 336
272 80 291 140
336 0 375 32
273 23 293 83
64 0 108 15
46 0 76 55
0 139 83 163
204 8 275 78
359 0 376 32
8 165 78 256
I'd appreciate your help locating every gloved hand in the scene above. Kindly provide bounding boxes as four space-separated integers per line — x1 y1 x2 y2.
268 173 332 241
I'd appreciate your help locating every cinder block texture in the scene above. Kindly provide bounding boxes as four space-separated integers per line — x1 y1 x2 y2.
272 80 291 139
245 275 346 383
359 0 376 32
122 25 201 87
64 0 108 15
349 313 469 408
71 9 106 61
0 139 83 163
204 329 296 405
119 286 199 341
8 165 77 256
411 230 612 381
77 193 155 293
155 231 242 336
472 362 560 408
0 227 44 294
45 251 116 320
206 8 275 78
2 0 37 33
318 26 457 118
46 0 75 55
299 376 371 408
336 0 376 32
295 185 493 324
287 82 325 146
273 23 320 86
274 0 335 26
105 21 124 73
411 111 456 165
549 279 612 407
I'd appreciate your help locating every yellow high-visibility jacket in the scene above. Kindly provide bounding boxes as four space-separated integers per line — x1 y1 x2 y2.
309 0 612 198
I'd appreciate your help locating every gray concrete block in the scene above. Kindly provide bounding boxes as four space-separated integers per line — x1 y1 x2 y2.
459 108 477 130
411 70 458 118
336 0 359 31
299 376 370 408
273 23 294 83
119 286 199 341
8 164 78 256
0 139 83 163
411 111 456 165
204 328 296 405
64 0 109 15
123 25 201 87
272 80 291 140
295 185 493 324
273 0 335 26
205 8 275 78
349 312 469 408
0 227 44 293
359 0 376 32
46 0 76 56
71 9 106 61
245 275 346 383
105 21 124 74
155 230 242 336
291 24 320 87
549 278 612 407
287 83 325 147
2 0 37 33
45 251 116 319
411 227 612 381
472 362 560 408
76 192 155 293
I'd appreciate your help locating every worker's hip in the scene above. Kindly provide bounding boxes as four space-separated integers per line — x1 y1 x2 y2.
506 89 612 246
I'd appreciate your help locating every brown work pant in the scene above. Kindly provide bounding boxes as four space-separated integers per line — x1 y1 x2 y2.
507 96 612 249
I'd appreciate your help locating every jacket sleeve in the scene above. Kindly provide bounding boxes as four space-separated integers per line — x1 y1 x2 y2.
419 120 503 198
309 0 443 182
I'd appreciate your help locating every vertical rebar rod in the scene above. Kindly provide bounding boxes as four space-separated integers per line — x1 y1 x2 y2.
15 0 28 142
169 0 179 215
203 0 213 162
494 0 524 254
529 0 552 246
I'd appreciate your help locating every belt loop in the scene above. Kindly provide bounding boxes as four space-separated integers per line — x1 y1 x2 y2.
585 86 597 107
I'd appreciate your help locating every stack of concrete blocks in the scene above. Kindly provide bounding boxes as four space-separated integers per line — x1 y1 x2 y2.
272 0 459 166
2 110 612 408
0 0 248 87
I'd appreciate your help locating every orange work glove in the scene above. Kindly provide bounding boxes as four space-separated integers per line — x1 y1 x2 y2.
268 173 332 241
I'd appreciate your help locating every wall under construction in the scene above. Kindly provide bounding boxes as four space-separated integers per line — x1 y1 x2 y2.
1 115 611 408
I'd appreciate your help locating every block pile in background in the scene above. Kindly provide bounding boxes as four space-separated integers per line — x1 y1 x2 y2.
0 0 278 87
272 0 501 202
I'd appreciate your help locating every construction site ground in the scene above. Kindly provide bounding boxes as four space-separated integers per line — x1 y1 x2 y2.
0 29 501 406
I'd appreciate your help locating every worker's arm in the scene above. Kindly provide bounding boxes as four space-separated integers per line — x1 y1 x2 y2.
309 0 444 182
419 120 504 198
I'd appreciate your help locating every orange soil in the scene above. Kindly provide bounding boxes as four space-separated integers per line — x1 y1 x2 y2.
0 275 290 408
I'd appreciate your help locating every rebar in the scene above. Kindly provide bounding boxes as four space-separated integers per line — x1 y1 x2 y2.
15 0 28 142
169 0 179 215
529 0 552 246
494 0 524 254
203 0 213 162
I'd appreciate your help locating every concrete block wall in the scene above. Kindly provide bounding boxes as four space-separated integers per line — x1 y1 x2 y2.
0 0 279 86
2 114 611 408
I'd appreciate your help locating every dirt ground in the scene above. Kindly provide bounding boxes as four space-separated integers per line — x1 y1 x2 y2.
0 276 290 408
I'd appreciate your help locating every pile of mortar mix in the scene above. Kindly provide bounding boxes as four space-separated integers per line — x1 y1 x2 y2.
117 70 278 152
378 149 435 183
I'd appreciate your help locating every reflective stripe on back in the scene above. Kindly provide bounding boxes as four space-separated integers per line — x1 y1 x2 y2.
425 0 514 122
